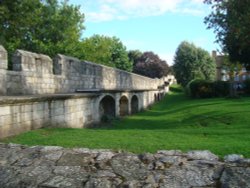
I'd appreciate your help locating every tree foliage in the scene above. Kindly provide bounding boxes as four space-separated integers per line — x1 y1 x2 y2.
173 41 215 86
81 35 132 72
0 0 84 60
132 51 170 78
128 50 143 66
204 0 250 64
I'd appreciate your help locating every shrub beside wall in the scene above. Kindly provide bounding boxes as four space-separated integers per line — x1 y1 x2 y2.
186 79 230 98
244 79 250 95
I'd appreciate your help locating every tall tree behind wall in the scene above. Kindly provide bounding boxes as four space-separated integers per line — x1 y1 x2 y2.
0 0 85 68
173 41 215 87
132 51 170 78
204 0 250 65
81 35 133 72
204 0 250 97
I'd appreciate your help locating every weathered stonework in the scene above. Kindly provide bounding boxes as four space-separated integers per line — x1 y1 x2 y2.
0 46 170 95
0 143 249 188
0 45 174 138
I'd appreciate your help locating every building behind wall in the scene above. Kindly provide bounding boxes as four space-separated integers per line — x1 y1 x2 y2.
213 51 250 83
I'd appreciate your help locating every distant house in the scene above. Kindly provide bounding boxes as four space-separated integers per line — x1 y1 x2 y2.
212 51 250 83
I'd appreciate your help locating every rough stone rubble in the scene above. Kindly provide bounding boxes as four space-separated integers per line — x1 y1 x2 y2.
0 143 249 188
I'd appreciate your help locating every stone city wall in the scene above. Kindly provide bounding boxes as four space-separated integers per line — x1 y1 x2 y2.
0 143 249 188
0 90 160 138
0 94 98 138
0 46 167 95
0 46 170 138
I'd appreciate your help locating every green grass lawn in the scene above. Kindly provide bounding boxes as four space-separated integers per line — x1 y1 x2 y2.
2 86 250 157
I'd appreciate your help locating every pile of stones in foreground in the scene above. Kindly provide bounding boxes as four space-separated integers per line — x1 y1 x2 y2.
0 143 249 188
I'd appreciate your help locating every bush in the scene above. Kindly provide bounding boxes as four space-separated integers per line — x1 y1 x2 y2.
244 79 250 95
187 79 213 98
213 81 230 97
186 80 230 98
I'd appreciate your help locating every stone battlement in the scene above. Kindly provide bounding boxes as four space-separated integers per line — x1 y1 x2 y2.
0 45 169 95
0 46 173 138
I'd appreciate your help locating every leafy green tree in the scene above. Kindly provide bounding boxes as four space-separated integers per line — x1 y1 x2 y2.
110 37 132 71
81 35 132 72
173 41 215 86
128 50 143 66
197 47 216 81
34 0 85 58
133 51 170 78
0 0 41 60
0 0 84 65
204 0 250 65
79 35 113 66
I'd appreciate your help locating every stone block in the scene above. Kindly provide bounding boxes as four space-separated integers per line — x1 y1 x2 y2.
32 110 45 120
12 105 21 114
35 102 45 111
0 114 12 125
21 112 32 122
21 104 33 113
0 45 8 70
0 106 11 116
12 114 22 124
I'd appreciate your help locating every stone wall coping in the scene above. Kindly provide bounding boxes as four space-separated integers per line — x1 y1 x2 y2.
0 45 7 52
0 93 99 105
75 89 161 93
56 54 161 80
15 49 52 61
84 60 162 81
56 54 162 81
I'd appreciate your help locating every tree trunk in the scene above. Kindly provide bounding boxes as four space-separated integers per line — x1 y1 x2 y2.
229 73 237 97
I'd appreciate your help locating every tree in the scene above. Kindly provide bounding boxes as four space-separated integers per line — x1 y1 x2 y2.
80 35 113 67
173 41 215 86
204 0 250 65
81 35 132 72
133 51 170 78
0 0 42 61
0 0 84 64
197 47 216 81
128 50 143 66
110 37 132 71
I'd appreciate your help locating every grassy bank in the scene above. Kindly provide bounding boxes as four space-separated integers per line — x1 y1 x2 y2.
2 87 250 157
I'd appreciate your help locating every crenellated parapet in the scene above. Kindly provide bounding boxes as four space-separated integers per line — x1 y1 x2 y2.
0 45 169 96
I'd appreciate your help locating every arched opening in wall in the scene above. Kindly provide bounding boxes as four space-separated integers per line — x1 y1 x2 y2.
99 95 115 122
157 93 160 101
161 93 164 99
131 95 139 114
154 94 157 102
119 96 129 116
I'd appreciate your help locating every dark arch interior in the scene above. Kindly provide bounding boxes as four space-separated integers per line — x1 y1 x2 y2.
158 93 160 101
131 95 139 114
154 94 158 102
119 96 129 116
99 96 115 120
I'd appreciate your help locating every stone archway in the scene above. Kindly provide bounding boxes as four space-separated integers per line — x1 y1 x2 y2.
119 96 129 116
154 94 157 102
99 95 116 121
131 95 139 114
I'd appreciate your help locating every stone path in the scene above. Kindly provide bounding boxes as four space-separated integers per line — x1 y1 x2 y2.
0 143 249 188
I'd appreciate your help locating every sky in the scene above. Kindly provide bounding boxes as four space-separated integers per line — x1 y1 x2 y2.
69 0 220 65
